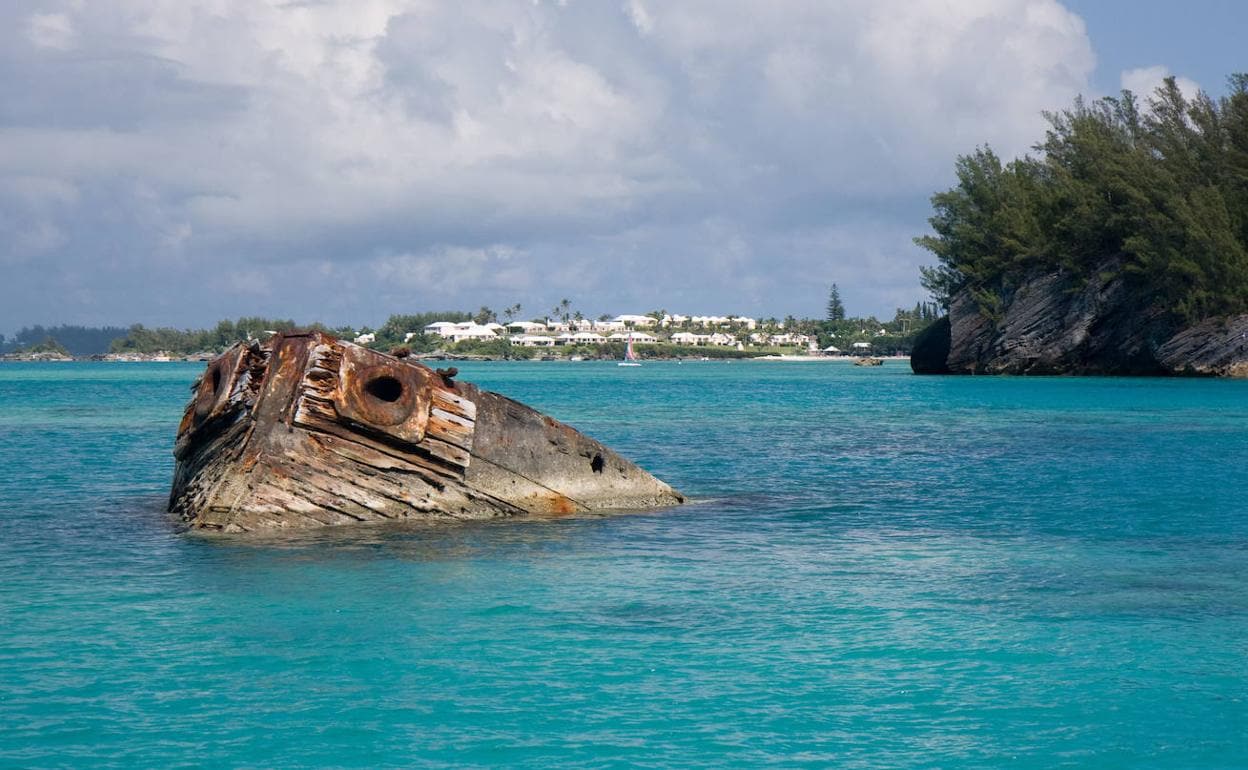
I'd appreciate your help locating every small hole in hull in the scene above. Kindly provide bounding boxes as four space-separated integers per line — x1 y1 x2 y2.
590 454 604 473
365 375 403 403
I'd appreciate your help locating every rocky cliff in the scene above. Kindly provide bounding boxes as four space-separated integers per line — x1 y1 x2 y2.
911 264 1248 376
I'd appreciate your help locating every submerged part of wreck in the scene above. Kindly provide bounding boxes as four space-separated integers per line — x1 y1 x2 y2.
170 332 684 532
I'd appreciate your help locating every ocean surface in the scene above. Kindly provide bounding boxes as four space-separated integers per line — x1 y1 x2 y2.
1 360 1245 768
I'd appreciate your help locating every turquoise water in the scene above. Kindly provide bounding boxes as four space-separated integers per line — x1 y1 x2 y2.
1 361 1246 768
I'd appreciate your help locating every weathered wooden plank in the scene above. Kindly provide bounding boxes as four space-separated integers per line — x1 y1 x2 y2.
432 387 476 420
426 409 475 450
420 435 472 469
306 432 458 485
276 451 421 515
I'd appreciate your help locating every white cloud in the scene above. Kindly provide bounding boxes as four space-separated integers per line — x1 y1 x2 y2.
1121 65 1201 102
625 0 654 36
0 0 1096 327
26 12 75 50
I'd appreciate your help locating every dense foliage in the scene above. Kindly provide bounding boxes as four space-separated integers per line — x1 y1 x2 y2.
917 75 1248 322
15 337 71 356
109 318 350 355
0 325 129 356
370 312 473 352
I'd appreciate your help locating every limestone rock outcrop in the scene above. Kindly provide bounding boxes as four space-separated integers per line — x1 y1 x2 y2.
912 264 1248 376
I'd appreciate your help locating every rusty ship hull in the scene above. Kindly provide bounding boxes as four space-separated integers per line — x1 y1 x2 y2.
170 332 684 533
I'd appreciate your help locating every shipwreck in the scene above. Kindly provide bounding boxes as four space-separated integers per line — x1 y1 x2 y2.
170 332 684 532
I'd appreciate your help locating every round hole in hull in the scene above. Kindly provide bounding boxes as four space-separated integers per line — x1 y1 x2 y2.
365 375 403 403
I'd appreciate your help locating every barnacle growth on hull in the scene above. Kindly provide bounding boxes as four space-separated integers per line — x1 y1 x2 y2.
169 332 684 533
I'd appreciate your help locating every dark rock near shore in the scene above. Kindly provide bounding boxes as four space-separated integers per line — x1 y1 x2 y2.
909 316 950 374
911 262 1248 376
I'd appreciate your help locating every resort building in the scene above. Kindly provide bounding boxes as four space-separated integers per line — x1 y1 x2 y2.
690 315 729 327
762 332 812 346
608 332 658 343
613 314 658 327
443 323 498 343
663 314 757 330
506 321 548 333
423 321 457 335
510 335 556 347
670 332 708 345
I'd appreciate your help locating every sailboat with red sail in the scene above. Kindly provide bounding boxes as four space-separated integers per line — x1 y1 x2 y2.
618 336 642 367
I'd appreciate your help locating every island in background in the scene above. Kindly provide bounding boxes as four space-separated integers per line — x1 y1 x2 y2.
2 297 940 363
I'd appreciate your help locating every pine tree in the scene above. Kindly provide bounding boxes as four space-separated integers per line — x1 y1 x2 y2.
826 284 846 322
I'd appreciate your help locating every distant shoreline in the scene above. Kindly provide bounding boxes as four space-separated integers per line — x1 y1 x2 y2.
749 354 907 362
1 353 908 364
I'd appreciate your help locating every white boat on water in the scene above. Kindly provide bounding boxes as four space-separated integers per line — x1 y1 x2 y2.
618 337 642 367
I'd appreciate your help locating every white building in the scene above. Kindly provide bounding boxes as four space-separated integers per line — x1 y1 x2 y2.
608 332 658 343
671 332 709 345
766 333 812 346
354 332 375 344
679 315 758 330
510 335 555 347
594 320 626 332
445 324 498 343
506 321 547 333
613 314 658 327
571 332 607 344
423 321 457 335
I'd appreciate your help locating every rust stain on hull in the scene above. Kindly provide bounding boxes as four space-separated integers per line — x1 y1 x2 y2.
169 332 684 533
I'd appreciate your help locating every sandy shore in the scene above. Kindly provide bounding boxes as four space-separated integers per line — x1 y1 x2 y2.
750 354 908 362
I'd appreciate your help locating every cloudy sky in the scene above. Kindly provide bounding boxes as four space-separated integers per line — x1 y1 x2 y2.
1 0 1243 332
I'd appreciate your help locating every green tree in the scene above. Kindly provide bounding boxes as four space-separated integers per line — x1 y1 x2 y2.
825 284 845 322
915 73 1248 322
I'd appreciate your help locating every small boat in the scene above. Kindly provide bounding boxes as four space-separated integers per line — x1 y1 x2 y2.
854 357 883 366
618 337 642 367
170 332 683 533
